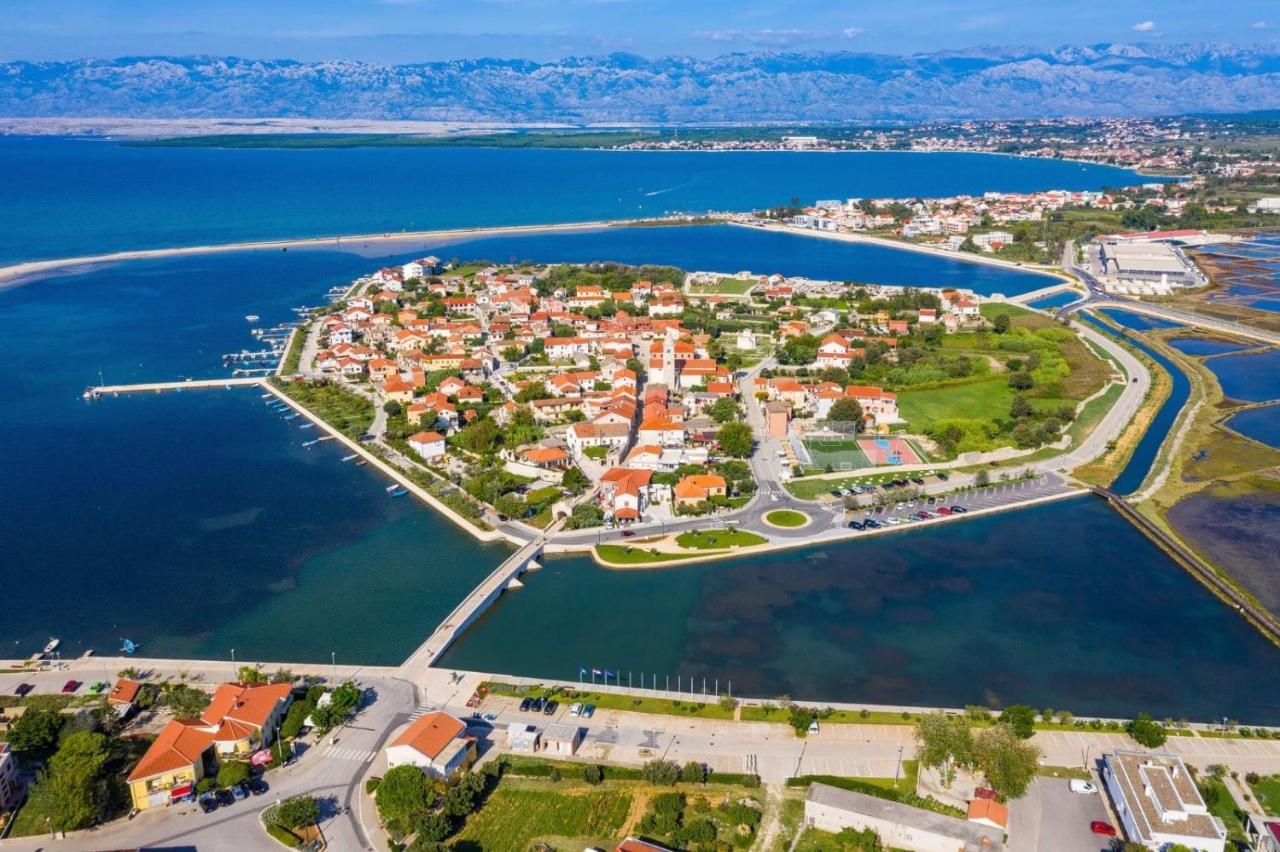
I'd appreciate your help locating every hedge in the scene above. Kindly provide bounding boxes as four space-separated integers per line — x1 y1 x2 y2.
785 775 963 818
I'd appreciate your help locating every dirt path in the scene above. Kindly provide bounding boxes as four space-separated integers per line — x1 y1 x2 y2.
620 788 653 836
753 784 785 851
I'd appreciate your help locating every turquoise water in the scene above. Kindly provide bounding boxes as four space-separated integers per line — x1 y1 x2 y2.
1026 291 1082 310
1206 350 1280 402
1228 404 1280 449
0 137 1157 265
1168 337 1249 357
439 498 1280 723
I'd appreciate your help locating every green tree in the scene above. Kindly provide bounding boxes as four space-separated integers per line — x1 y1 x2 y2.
709 397 742 424
973 724 1041 799
717 422 754 457
778 334 820 365
383 401 403 417
459 417 501 454
680 760 708 784
827 398 866 429
1126 714 1168 748
914 713 974 786
6 709 65 756
236 665 266 684
280 700 312 739
514 382 550 403
998 705 1038 739
376 765 435 833
415 811 453 843
992 313 1012 334
561 466 590 493
23 731 111 832
565 502 604 530
1008 370 1034 391
642 759 681 786
165 683 210 719
216 760 252 788
975 470 991 487
275 794 321 830
582 764 604 785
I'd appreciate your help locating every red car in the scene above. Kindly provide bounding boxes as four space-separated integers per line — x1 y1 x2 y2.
620 530 636 538
935 507 953 516
1090 821 1117 836
61 679 79 694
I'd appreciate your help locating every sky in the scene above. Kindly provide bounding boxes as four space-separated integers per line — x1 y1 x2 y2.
0 0 1274 63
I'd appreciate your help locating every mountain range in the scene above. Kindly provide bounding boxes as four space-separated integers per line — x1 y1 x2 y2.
3 43 1280 123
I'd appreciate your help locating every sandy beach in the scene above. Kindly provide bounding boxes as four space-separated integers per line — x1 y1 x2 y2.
0 219 627 288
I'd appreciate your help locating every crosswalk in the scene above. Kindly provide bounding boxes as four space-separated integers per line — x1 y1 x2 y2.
408 702 436 722
322 744 377 763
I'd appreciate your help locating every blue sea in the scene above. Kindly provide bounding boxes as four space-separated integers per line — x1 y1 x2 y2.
0 137 1155 265
3 138 1278 719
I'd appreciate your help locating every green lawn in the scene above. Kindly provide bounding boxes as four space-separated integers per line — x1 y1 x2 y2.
595 545 703 565
784 470 943 500
690 276 755 295
451 782 631 851
674 529 767 549
484 681 735 719
765 509 808 527
1065 383 1123 445
898 377 1015 431
1251 774 1280 816
1198 778 1249 843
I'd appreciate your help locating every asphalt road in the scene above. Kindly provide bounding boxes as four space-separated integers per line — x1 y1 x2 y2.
1007 776 1114 852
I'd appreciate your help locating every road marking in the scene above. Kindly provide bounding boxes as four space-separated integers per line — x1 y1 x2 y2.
323 745 377 763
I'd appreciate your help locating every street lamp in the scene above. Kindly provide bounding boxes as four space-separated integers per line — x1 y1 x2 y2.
331 651 337 682
894 745 904 784
231 648 236 666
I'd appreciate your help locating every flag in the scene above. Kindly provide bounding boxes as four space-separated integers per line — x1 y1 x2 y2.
591 668 603 676
605 670 616 679
578 667 588 677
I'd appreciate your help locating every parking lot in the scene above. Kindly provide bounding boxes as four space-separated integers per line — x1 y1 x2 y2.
829 474 1073 531
1007 775 1116 852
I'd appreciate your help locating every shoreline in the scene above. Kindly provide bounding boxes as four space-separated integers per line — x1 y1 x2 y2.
737 220 1073 281
0 219 626 289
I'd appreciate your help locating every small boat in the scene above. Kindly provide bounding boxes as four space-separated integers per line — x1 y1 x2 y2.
245 314 260 322
355 459 367 466
299 422 314 429
342 454 358 462
389 487 409 498
386 484 400 493
120 638 139 655
42 638 60 655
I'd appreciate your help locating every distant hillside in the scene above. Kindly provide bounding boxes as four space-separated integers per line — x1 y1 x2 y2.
4 44 1280 123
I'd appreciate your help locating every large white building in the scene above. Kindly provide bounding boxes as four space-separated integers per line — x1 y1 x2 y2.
1101 750 1227 852
1099 240 1199 291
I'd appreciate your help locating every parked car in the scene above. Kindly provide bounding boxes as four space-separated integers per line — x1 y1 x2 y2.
248 777 269 796
215 788 236 808
911 477 925 485
951 506 968 514
543 700 559 716
620 530 636 538
1069 780 1098 795
848 520 864 530
530 696 545 712
807 719 820 734
89 681 108 694
61 679 79 694
936 507 952 516
519 698 533 712
13 683 33 696
569 703 582 717
936 472 950 480
1090 821 1116 836
582 704 596 718
231 783 249 802
198 793 219 814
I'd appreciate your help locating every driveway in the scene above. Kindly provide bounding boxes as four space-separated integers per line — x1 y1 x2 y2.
1007 776 1113 852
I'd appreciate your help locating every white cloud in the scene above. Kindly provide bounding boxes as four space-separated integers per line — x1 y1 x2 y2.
1252 21 1268 30
695 29 742 42
694 28 831 46
842 27 864 39
1132 20 1156 32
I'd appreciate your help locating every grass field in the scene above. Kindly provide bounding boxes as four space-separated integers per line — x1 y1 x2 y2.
1198 778 1249 843
1250 774 1280 816
898 377 1015 431
690 276 755 295
765 509 808 527
803 437 870 470
452 782 631 851
594 545 703 565
674 529 767 549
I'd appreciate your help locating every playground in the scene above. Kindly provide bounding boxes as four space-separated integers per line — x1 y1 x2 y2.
859 436 923 466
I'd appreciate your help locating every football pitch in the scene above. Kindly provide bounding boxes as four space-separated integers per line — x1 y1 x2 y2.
803 437 870 470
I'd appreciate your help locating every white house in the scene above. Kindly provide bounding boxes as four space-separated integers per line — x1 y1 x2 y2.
506 723 540 753
0 743 24 813
1102 751 1227 852
541 723 584 757
408 431 447 462
805 783 1003 852
385 712 475 779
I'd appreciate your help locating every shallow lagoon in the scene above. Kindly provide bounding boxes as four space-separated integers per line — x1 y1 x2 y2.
1207 350 1280 402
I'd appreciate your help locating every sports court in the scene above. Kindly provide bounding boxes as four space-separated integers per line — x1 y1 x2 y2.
802 436 870 470
858 436 923 466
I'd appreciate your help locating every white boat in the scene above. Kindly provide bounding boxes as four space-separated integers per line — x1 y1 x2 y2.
245 314 260 322
42 638 60 655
